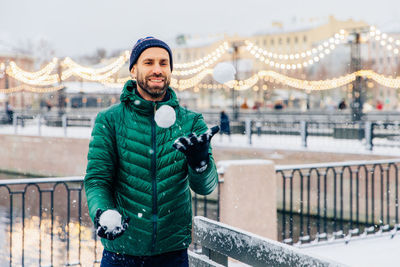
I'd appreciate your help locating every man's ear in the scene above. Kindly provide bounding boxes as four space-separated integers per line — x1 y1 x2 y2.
130 65 137 79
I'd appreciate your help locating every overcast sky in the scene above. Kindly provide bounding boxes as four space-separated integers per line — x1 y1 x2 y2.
1 0 399 57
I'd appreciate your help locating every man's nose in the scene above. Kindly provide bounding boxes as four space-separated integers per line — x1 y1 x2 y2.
152 64 162 74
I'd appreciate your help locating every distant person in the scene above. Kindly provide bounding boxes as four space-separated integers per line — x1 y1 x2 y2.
5 101 13 124
274 100 284 110
252 101 261 110
240 98 249 109
46 100 52 111
338 99 347 110
220 110 231 140
376 100 383 110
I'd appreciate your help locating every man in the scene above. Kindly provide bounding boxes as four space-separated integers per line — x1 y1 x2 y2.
84 37 219 267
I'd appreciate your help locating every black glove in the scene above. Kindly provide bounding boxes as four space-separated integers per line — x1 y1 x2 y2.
94 209 130 240
173 126 219 173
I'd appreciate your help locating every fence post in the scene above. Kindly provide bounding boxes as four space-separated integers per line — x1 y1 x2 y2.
217 160 277 240
365 121 373 151
256 121 262 136
245 118 252 145
62 114 67 137
90 116 96 129
13 114 17 134
37 114 42 136
301 120 308 148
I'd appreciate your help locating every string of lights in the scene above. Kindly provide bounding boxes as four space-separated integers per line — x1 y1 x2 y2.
369 26 400 55
62 51 130 76
0 84 65 94
173 42 229 69
8 58 58 79
245 31 346 70
1 69 400 93
225 74 260 91
171 69 213 90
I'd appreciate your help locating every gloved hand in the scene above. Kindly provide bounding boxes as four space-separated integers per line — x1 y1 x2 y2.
94 209 130 240
173 126 219 173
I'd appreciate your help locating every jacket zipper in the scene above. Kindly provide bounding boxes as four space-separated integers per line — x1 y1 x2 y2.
151 103 158 252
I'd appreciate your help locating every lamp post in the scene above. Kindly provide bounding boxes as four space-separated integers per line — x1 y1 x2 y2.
231 43 239 120
348 27 369 121
56 60 66 118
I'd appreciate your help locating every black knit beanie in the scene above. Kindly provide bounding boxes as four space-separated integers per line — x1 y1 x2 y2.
129 37 173 71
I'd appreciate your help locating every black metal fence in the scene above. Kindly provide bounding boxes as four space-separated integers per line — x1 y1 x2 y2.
276 159 400 245
0 176 217 266
4 158 400 264
0 177 102 266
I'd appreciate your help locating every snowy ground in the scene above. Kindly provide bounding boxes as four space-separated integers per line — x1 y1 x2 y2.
300 230 400 267
2 123 400 266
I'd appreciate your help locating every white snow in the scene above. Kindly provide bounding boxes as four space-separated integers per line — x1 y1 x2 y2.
99 210 122 233
301 231 400 267
154 105 176 128
213 62 236 84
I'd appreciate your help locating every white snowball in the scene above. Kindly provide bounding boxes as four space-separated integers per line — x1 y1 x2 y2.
212 62 236 84
155 105 176 128
99 210 122 233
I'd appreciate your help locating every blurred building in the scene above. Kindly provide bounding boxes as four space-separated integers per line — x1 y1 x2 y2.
365 21 400 110
0 44 34 110
170 16 371 111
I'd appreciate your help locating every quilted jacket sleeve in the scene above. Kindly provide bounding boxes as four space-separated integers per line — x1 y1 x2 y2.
187 114 219 195
84 111 118 222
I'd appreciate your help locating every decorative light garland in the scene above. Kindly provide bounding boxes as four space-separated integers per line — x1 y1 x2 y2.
8 58 58 79
225 74 259 90
6 59 59 85
246 30 346 70
2 70 400 93
369 26 400 55
62 51 130 81
171 69 213 90
173 42 229 69
0 84 65 94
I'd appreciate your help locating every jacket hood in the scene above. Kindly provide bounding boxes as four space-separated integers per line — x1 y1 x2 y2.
120 80 179 112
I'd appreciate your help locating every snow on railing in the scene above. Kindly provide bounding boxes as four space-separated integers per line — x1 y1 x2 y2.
192 216 344 267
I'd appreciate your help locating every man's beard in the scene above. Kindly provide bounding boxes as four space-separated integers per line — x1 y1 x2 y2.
136 71 170 99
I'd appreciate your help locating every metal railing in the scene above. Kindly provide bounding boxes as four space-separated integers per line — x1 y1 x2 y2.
0 177 101 266
276 159 400 245
236 119 400 151
0 176 218 266
191 216 343 267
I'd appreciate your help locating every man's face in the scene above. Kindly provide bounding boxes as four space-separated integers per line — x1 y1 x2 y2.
131 47 171 101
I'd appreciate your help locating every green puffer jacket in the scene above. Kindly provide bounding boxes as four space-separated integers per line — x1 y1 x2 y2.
84 80 218 256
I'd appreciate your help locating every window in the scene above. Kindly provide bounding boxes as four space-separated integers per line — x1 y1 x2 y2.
263 39 267 46
294 36 298 43
270 39 274 46
286 37 290 44
303 35 307 43
278 38 282 45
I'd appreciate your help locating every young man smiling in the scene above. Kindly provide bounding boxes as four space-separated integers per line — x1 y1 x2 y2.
84 37 219 267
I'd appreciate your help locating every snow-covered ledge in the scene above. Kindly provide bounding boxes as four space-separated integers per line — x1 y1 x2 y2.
217 159 277 241
193 216 343 267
